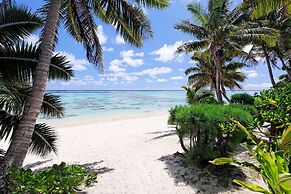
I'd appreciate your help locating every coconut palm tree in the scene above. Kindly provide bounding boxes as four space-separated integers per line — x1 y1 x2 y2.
181 85 215 105
0 41 73 157
185 51 246 102
0 0 169 176
0 82 61 157
175 0 276 102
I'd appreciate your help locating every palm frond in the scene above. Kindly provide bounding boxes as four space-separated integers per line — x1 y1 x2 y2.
0 6 42 46
41 93 64 118
30 123 57 157
133 0 169 9
0 42 73 82
187 3 208 26
89 0 153 47
174 21 209 39
176 40 209 54
63 0 103 70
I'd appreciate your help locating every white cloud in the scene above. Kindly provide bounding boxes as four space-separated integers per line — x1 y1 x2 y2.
120 50 144 58
24 34 39 44
60 75 105 86
244 83 272 90
115 35 125 45
178 68 185 72
123 57 144 67
134 67 172 77
97 25 108 45
170 76 183 80
157 78 167 82
103 47 114 52
108 59 126 72
244 70 258 78
57 51 89 71
151 41 184 63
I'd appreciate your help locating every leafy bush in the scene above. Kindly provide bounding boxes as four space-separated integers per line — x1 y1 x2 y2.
230 93 255 105
8 162 97 193
254 82 291 144
211 122 291 194
171 104 255 164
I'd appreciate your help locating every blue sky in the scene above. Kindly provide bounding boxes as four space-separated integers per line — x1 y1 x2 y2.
19 0 282 90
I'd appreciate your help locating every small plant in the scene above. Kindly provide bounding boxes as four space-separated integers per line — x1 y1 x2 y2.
170 104 254 164
211 122 291 194
8 162 97 193
230 93 255 105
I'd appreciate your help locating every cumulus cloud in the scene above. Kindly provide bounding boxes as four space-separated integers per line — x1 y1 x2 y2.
134 67 172 77
108 59 126 72
151 41 184 63
120 50 144 58
115 35 125 45
97 25 108 45
57 51 89 71
59 75 104 86
244 70 258 78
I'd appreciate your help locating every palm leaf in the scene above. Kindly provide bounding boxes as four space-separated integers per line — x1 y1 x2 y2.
30 123 57 156
0 6 42 46
0 42 73 82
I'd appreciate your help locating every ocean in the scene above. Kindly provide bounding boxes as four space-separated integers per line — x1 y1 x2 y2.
41 90 260 126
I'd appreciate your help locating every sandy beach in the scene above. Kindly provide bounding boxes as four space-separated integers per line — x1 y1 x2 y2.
15 111 261 194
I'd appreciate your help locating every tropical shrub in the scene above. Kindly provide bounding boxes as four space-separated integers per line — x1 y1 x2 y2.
171 104 255 164
211 122 291 194
254 82 291 144
230 93 255 105
8 162 97 193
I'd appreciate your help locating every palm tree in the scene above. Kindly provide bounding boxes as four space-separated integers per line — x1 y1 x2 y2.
181 85 214 105
175 0 276 102
185 51 246 102
0 0 169 175
0 41 73 157
0 82 61 157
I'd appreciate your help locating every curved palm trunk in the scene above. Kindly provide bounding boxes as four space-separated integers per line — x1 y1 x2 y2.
262 45 276 86
0 0 61 178
221 86 230 102
210 45 223 103
275 47 291 81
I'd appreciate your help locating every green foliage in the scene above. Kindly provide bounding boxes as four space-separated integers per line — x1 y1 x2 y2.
170 104 254 164
253 82 291 146
230 93 255 105
211 123 291 194
8 162 97 193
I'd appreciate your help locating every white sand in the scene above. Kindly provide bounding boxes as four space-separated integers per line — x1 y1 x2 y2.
18 111 260 193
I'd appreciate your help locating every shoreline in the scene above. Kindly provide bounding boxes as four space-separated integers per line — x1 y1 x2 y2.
42 109 170 128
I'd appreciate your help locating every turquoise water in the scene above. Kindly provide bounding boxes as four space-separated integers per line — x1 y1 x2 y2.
44 90 186 120
41 90 259 125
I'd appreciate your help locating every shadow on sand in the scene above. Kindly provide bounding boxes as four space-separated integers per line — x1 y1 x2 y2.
159 152 247 194
147 128 177 140
25 160 114 175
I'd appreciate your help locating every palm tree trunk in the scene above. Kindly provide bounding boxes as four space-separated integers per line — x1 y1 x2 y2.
0 0 62 179
262 45 276 86
275 47 291 81
210 45 223 103
221 86 230 102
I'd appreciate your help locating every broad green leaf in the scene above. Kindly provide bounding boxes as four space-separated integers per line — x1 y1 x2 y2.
210 157 234 165
279 125 291 154
233 180 270 194
278 173 291 191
